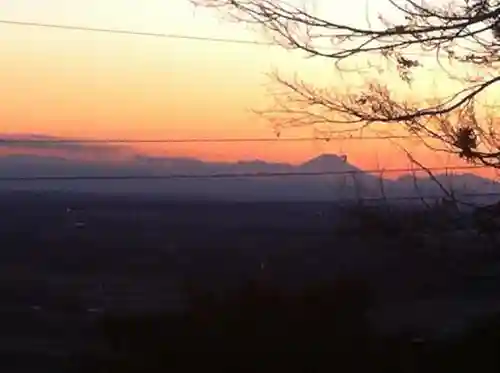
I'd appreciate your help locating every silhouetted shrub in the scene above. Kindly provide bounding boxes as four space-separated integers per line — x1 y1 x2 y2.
86 276 378 373
426 314 500 373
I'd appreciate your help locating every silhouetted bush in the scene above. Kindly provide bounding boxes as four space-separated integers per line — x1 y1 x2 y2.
426 314 500 373
84 276 379 373
334 203 466 237
77 276 500 373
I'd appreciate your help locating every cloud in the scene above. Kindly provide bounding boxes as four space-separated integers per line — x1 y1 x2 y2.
0 133 131 157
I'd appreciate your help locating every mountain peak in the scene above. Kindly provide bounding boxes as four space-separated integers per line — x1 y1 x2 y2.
300 154 351 170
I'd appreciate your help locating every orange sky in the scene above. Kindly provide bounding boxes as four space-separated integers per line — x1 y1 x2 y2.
0 0 498 178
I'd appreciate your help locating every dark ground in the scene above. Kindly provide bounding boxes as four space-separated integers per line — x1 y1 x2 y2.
1 191 500 372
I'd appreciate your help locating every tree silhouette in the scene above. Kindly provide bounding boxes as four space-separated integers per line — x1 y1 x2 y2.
193 0 500 167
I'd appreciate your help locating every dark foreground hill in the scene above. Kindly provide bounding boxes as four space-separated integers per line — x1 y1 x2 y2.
1 192 500 372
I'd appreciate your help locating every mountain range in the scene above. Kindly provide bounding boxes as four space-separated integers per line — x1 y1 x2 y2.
1 151 499 203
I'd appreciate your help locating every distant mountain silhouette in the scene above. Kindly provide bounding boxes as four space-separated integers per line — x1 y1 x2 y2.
299 154 352 171
0 151 498 203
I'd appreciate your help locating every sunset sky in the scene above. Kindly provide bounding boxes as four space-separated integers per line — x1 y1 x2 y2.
1 0 497 177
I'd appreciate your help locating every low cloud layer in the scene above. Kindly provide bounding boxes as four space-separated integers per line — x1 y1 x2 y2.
0 133 131 158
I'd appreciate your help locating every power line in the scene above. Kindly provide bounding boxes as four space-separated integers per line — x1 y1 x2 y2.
0 164 488 181
336 192 500 203
0 19 273 46
0 134 428 144
0 19 437 58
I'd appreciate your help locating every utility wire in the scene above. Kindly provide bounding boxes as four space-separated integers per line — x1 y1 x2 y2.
0 164 488 181
0 134 429 144
0 19 440 58
0 19 271 46
323 192 500 202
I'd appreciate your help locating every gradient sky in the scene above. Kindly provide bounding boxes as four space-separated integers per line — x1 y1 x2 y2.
0 0 496 176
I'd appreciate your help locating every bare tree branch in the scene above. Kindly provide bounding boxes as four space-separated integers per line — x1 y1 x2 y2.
193 0 500 167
